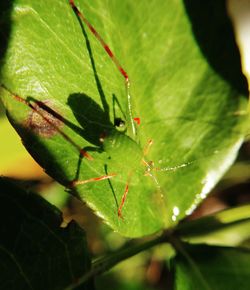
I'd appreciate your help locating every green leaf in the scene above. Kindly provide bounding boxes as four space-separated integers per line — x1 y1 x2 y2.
0 0 249 237
0 177 92 290
176 204 250 247
174 244 250 290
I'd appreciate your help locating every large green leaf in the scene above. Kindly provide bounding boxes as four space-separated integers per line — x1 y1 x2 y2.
176 204 250 247
0 178 92 290
174 244 250 290
0 0 249 237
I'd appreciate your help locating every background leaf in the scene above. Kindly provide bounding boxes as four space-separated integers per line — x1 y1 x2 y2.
0 0 249 237
174 244 250 290
176 204 250 247
0 177 92 290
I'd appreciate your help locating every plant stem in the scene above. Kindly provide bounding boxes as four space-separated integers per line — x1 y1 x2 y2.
64 230 173 290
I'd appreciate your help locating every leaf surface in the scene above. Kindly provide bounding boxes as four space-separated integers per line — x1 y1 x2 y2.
174 244 250 290
0 0 249 236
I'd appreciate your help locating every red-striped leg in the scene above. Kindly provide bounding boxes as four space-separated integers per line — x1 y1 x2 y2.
70 173 116 187
2 85 92 160
117 172 132 219
69 0 138 138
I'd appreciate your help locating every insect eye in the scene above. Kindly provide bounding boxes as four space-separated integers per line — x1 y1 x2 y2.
114 118 126 132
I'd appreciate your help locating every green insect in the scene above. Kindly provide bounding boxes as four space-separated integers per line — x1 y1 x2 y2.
68 0 162 218
2 0 190 223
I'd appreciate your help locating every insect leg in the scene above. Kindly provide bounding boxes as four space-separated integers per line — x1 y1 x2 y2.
69 0 137 139
1 85 92 160
70 173 116 187
118 184 128 219
143 139 153 157
117 172 133 218
154 161 195 172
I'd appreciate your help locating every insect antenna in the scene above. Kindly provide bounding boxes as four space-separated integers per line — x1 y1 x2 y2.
69 0 137 139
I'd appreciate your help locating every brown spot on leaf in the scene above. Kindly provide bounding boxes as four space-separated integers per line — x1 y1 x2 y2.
25 100 63 138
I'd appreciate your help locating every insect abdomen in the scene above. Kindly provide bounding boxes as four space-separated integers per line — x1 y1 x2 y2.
103 130 142 165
